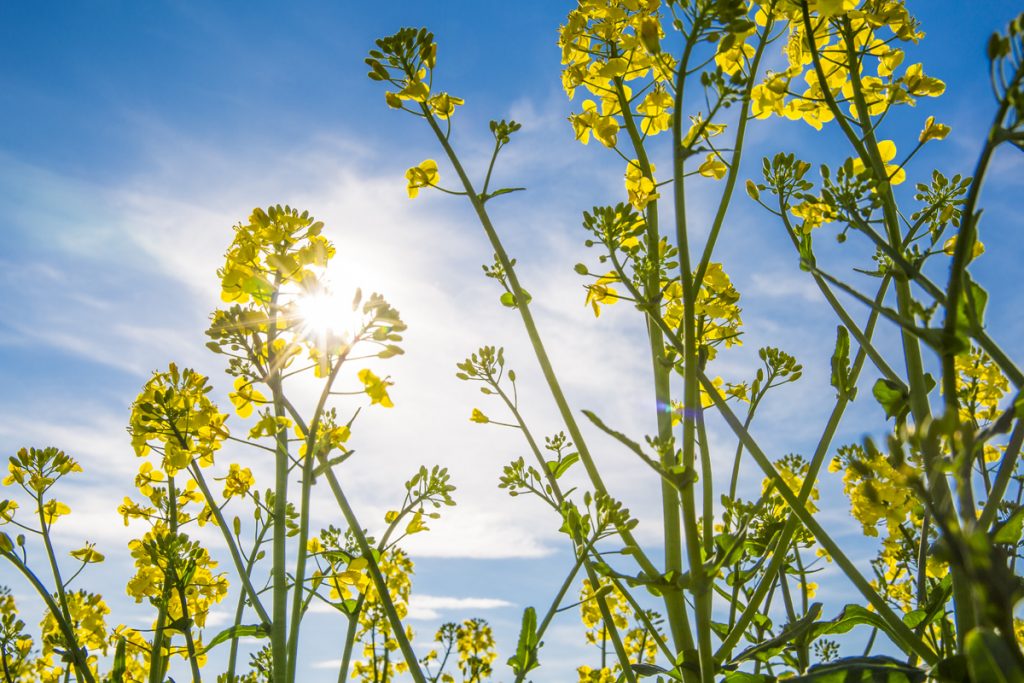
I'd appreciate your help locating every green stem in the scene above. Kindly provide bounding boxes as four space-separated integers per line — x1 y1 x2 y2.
495 376 636 682
944 35 1024 401
716 277 889 660
227 523 271 681
267 283 291 683
512 551 588 683
612 72 694 660
978 420 1024 530
287 353 348 681
148 475 179 683
669 35 714 683
336 598 365 683
692 16 772 287
188 465 272 626
173 578 203 683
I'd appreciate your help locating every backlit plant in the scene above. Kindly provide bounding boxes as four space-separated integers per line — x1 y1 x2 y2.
2 2 1024 682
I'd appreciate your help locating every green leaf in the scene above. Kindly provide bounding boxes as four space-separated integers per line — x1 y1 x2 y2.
547 452 580 479
199 623 269 655
111 636 127 683
724 673 774 683
993 506 1024 545
632 663 682 679
485 186 526 200
957 275 989 333
965 628 1024 683
788 656 927 682
830 325 856 400
508 606 541 676
902 609 927 628
733 603 823 664
872 378 910 421
799 230 815 272
808 604 895 641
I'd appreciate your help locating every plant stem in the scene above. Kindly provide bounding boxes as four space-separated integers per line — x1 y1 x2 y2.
267 283 291 683
612 73 694 660
336 597 365 683
286 353 348 681
189 465 273 626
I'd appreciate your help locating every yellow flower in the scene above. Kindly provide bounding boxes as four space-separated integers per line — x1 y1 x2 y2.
625 160 659 210
40 499 70 525
790 197 836 233
715 36 755 76
751 74 790 119
406 159 439 199
406 511 429 535
942 235 985 259
682 114 726 147
397 77 430 102
902 63 945 98
919 115 950 143
70 544 105 564
584 272 620 317
358 368 394 407
851 140 905 185
229 377 266 419
470 408 490 424
636 87 672 136
570 100 619 148
698 153 728 180
814 0 858 18
427 92 464 119
222 463 255 499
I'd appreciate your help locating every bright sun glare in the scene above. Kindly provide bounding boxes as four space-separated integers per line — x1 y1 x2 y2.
296 291 344 338
292 260 379 343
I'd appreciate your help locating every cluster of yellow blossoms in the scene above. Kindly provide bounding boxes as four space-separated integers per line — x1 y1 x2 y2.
350 549 416 682
749 1 945 132
560 0 676 148
577 577 658 683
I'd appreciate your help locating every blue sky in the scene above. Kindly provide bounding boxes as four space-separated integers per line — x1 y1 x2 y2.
2 2 1023 681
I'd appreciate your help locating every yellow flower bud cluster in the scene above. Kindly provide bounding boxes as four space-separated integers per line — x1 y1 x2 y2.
750 1 942 131
560 0 677 149
128 363 229 475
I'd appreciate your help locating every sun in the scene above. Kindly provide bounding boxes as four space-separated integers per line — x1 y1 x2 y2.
295 290 344 338
290 259 378 345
